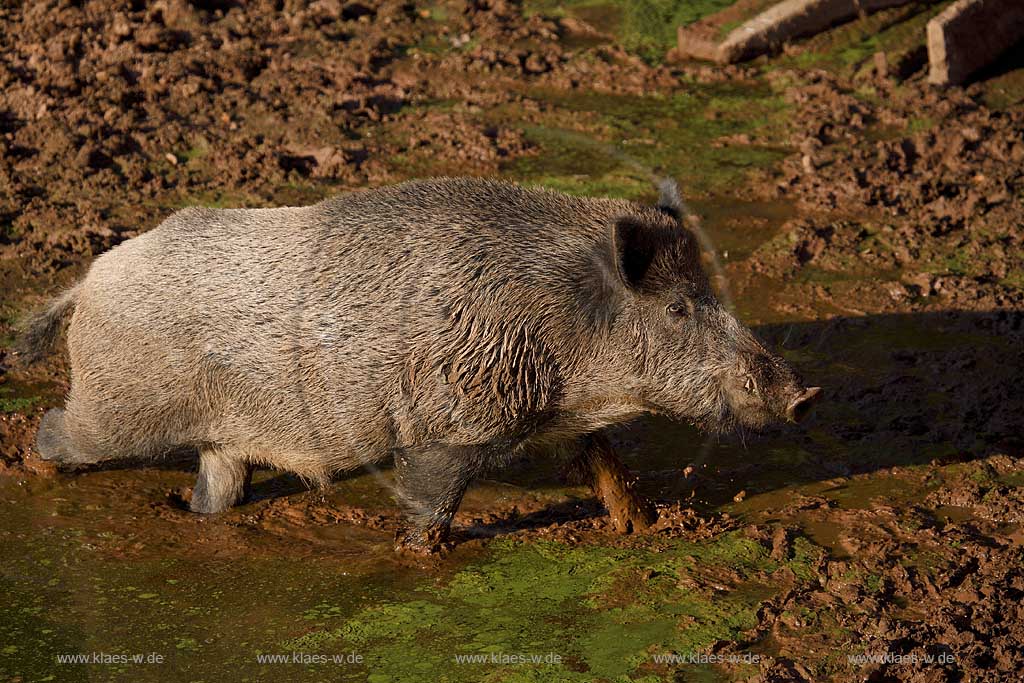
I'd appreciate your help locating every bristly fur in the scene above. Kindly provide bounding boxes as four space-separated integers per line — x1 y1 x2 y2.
24 177 808 540
16 286 80 364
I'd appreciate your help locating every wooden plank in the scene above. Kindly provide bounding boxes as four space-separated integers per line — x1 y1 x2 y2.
928 0 1024 86
676 0 915 64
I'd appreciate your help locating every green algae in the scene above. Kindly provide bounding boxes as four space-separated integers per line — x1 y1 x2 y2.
172 189 264 210
276 532 822 682
374 49 792 200
0 496 407 682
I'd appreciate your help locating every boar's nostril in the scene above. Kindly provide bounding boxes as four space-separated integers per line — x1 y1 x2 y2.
786 387 822 423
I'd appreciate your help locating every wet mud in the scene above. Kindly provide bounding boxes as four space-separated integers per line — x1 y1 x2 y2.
1 1 1022 682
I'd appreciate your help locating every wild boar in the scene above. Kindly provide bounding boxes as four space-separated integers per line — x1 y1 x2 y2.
20 178 819 552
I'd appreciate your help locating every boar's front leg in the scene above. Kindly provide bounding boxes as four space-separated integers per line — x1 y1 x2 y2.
567 433 657 534
393 445 484 554
190 446 254 514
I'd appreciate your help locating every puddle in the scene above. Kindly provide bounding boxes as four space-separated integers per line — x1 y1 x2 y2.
799 519 851 560
931 505 976 525
690 197 797 262
0 468 473 682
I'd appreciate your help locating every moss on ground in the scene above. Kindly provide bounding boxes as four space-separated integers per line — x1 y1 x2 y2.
502 84 790 199
0 384 46 413
770 1 953 75
282 532 821 682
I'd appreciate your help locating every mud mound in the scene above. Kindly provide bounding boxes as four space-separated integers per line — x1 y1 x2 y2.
750 70 1024 313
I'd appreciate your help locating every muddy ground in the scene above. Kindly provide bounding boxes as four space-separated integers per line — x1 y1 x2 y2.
1 1 1023 682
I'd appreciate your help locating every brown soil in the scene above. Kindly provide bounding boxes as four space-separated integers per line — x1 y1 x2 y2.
733 455 1024 682
747 69 1024 314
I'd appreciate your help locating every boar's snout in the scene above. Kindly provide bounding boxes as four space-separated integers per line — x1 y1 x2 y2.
724 350 820 429
786 386 821 423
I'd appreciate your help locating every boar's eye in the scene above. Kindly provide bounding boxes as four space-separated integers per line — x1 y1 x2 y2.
666 301 690 317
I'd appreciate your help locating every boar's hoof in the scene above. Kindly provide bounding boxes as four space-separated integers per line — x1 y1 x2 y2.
36 409 71 462
189 488 232 514
394 526 453 556
570 434 658 535
609 499 658 535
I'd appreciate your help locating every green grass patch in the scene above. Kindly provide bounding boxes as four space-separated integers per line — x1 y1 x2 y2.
0 396 40 413
942 249 971 277
906 116 936 135
523 0 736 63
173 189 264 209
1001 268 1024 291
0 385 42 413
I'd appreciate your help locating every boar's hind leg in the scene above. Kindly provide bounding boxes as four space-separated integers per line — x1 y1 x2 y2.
393 445 484 554
190 446 254 514
567 433 657 534
37 409 78 462
36 408 104 464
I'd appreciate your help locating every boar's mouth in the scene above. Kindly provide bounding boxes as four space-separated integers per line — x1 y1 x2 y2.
705 379 822 433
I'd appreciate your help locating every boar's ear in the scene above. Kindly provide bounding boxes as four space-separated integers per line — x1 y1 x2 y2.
611 217 670 292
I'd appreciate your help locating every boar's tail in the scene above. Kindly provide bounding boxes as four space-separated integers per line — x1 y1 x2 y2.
655 177 687 222
16 285 81 364
655 176 735 309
